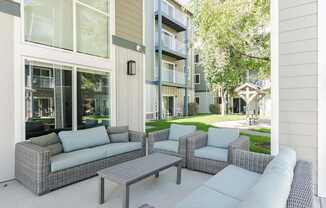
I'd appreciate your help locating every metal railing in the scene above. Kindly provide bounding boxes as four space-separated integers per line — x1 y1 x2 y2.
156 32 186 55
161 67 186 85
29 75 55 89
155 0 188 26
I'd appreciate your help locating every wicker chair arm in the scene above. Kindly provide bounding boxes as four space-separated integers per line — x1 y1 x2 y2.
15 142 51 195
228 135 250 163
129 130 146 147
148 129 169 153
231 149 274 174
287 161 313 208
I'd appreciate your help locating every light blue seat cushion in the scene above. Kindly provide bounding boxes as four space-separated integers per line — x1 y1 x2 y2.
154 140 179 153
263 147 296 179
207 128 239 149
239 170 292 208
176 186 240 208
239 148 296 208
105 142 142 157
205 165 261 201
50 147 107 172
59 126 110 152
194 146 228 162
168 124 196 141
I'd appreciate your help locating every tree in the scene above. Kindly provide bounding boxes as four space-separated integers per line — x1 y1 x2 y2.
190 0 270 115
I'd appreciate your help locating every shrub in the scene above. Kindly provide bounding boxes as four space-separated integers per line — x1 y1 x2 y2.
188 102 199 116
209 103 220 114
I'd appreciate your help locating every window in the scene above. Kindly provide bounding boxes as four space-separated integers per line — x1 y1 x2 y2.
25 60 112 139
25 60 73 139
77 69 111 129
195 54 199 63
24 0 110 58
195 97 200 104
194 74 200 84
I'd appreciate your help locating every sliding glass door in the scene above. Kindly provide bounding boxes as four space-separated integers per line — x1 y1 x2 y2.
77 69 111 129
24 60 111 139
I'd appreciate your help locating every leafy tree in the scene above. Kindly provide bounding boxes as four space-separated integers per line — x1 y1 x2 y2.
190 0 270 114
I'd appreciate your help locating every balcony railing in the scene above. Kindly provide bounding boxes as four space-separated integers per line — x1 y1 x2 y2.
155 0 187 26
160 67 186 85
156 32 186 56
28 75 55 89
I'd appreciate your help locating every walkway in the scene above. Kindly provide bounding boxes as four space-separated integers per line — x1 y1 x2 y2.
213 119 271 137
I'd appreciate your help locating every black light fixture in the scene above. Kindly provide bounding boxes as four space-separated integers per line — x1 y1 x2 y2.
127 60 136 75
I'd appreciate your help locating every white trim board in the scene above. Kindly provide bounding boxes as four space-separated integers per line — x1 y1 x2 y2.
318 0 326 198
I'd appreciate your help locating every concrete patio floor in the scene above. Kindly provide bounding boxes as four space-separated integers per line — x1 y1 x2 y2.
0 168 211 208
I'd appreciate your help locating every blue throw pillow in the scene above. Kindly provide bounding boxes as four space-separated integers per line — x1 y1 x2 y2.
59 126 110 152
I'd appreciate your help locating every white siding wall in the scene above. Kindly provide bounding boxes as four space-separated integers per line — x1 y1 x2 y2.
116 46 145 132
0 12 15 181
279 0 318 184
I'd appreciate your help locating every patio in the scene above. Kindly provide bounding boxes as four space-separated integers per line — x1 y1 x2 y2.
1 167 324 208
1 168 210 208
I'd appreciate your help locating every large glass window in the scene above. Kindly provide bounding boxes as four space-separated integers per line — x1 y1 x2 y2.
25 61 73 139
25 60 112 139
24 0 110 58
77 69 111 129
76 3 109 58
24 0 73 50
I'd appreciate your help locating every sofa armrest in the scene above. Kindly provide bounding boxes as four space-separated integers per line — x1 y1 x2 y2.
231 149 274 174
228 135 250 163
148 129 170 153
15 142 51 195
129 130 146 147
187 131 208 158
287 161 313 208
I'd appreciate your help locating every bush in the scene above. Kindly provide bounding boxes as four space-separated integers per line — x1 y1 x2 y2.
209 104 220 114
188 102 199 116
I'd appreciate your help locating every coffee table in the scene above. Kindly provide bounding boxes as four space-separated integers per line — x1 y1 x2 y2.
97 153 183 208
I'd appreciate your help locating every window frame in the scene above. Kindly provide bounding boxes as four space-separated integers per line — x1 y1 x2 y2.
194 73 200 84
195 96 200 105
16 0 116 141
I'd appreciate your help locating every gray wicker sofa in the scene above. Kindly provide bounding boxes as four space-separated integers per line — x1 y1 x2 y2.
15 126 146 195
176 148 313 208
187 128 250 174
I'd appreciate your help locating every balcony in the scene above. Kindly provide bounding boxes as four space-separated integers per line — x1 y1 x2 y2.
155 0 188 32
27 75 55 89
155 67 186 87
156 32 187 60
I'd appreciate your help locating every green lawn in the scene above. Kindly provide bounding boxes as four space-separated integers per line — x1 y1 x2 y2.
252 128 271 134
146 114 271 154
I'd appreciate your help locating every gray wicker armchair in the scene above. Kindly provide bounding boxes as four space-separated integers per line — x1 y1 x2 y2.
148 125 198 167
15 127 146 195
187 129 250 174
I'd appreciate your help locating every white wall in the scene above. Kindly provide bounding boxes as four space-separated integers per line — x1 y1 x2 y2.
195 92 214 114
116 46 145 132
278 0 318 185
0 12 15 181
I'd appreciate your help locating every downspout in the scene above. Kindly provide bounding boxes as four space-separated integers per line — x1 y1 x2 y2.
183 18 189 116
157 0 163 120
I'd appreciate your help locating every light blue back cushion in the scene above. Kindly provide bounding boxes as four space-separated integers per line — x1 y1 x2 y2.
59 126 110 152
207 128 239 148
168 124 196 141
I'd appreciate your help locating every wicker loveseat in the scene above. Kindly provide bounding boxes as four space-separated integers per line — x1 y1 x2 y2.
176 148 313 208
15 126 146 195
187 128 250 174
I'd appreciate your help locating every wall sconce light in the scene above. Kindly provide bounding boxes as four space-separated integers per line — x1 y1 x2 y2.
127 60 136 76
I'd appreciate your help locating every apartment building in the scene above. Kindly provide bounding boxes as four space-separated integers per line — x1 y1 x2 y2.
0 0 145 182
145 0 195 120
